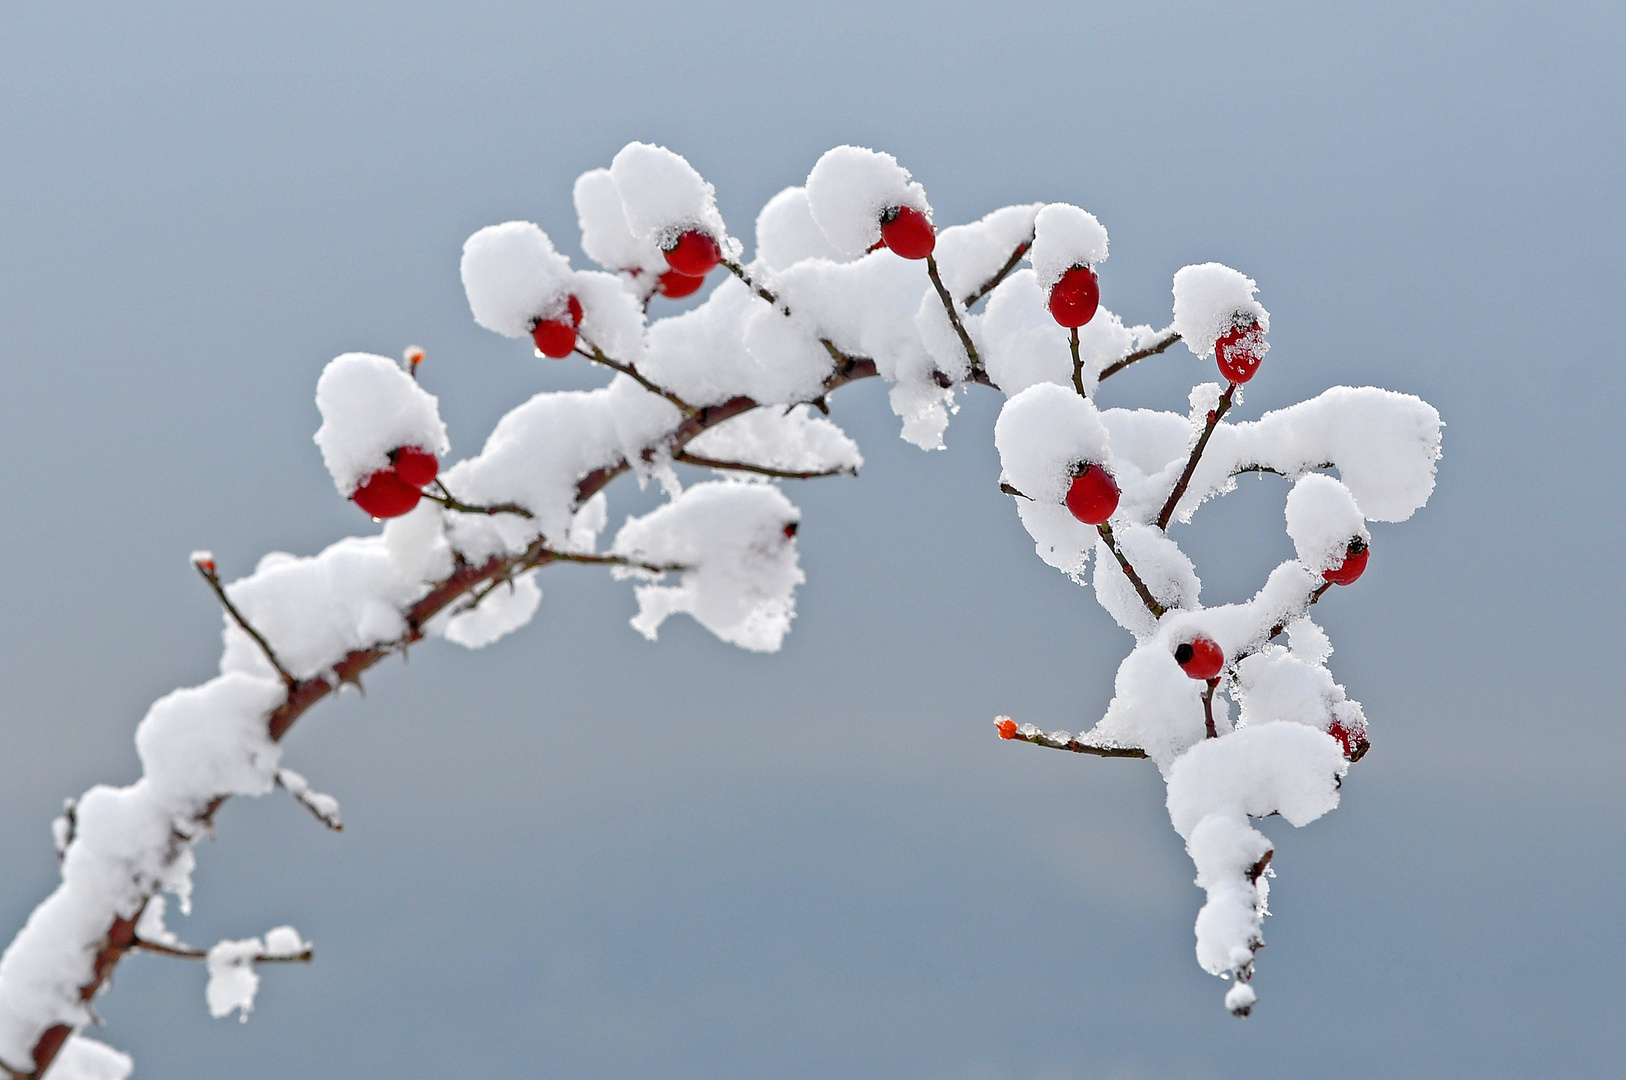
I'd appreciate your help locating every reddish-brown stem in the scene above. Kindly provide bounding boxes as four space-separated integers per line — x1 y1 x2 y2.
194 562 296 687
423 480 533 519
1069 326 1085 398
1156 383 1237 531
925 253 981 376
132 938 313 964
1098 329 1181 382
1000 723 1148 759
1203 677 1220 738
1096 522 1166 618
962 240 1031 309
576 344 698 416
675 450 855 480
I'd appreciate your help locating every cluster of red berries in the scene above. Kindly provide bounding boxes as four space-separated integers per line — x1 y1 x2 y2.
531 295 585 359
1214 316 1266 384
656 229 723 299
1064 462 1120 525
1048 266 1101 329
352 446 439 519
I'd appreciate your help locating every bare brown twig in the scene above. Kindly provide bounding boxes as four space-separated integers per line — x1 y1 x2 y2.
423 481 534 520
925 253 981 375
674 450 856 480
132 939 313 964
998 720 1148 759
1070 326 1085 398
962 240 1031 308
576 343 698 416
1098 329 1181 382
1156 382 1238 531
193 559 296 687
1096 522 1167 619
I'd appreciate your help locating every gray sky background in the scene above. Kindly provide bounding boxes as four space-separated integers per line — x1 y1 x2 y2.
2 2 1622 1077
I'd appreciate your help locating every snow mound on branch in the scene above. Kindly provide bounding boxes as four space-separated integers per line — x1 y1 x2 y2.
136 673 286 806
205 926 308 1020
994 382 1112 503
609 142 732 253
1093 525 1201 638
932 203 1042 301
220 539 427 681
443 571 542 649
461 221 575 337
49 1036 131 1080
1165 724 1346 980
575 167 667 280
981 270 1138 396
1284 473 1369 574
684 405 862 477
755 186 851 271
1030 203 1109 290
313 353 448 497
1172 263 1269 358
611 482 803 652
1233 646 1366 738
805 146 930 256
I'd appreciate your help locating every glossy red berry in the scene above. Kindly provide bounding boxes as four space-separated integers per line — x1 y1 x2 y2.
878 205 935 260
1327 719 1369 761
567 294 583 326
995 717 1018 740
1215 319 1265 384
391 446 439 488
531 315 577 358
1174 636 1225 680
1064 463 1120 525
352 469 422 519
1323 539 1369 586
663 230 721 277
1048 266 1100 328
657 270 706 298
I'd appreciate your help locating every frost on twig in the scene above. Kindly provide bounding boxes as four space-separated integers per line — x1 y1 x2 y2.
275 769 342 831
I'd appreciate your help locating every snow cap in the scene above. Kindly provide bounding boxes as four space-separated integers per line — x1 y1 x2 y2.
755 186 851 271
1283 473 1369 574
314 353 448 497
1030 203 1109 291
805 145 931 256
574 167 666 276
608 141 728 250
460 221 574 337
994 382 1113 504
1172 262 1270 358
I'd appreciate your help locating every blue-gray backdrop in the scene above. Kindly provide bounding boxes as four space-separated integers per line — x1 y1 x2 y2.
2 2 1621 1077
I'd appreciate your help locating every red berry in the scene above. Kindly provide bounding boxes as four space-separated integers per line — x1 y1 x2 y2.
782 521 798 539
567 294 584 326
1048 266 1100 328
1327 719 1368 761
531 317 577 359
657 270 706 298
1064 464 1120 525
391 446 439 488
1323 540 1369 586
1215 320 1265 384
878 205 935 260
995 717 1018 740
1174 636 1225 680
352 469 422 519
663 230 721 277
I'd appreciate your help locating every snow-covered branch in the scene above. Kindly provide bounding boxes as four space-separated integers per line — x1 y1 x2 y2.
0 139 1441 1077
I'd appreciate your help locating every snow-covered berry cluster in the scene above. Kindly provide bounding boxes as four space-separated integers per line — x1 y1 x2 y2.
0 141 1440 1078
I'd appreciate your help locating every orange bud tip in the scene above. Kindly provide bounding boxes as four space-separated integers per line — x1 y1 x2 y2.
995 717 1018 740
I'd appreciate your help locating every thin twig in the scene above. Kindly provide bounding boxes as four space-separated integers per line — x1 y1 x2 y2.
423 481 534 519
193 559 297 688
1202 678 1220 739
1097 522 1167 619
1232 461 1336 478
999 482 1032 500
1098 329 1181 382
962 240 1031 308
925 253 981 374
577 343 698 416
674 450 856 480
1156 383 1238 531
1070 326 1085 398
275 770 342 832
530 550 689 576
998 720 1148 759
721 259 787 311
132 938 313 964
